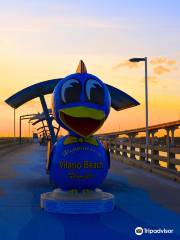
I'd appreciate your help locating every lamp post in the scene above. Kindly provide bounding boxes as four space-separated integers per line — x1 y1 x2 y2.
14 109 16 143
19 114 37 144
129 57 149 162
28 120 31 137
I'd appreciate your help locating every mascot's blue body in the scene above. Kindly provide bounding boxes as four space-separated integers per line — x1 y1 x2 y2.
50 60 139 191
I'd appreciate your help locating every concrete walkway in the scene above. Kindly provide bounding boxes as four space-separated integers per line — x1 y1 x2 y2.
0 144 179 240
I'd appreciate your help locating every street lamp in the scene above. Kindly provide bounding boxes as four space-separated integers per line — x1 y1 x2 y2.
129 57 149 162
19 114 37 144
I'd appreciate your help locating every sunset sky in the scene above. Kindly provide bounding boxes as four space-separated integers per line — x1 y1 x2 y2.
0 0 180 137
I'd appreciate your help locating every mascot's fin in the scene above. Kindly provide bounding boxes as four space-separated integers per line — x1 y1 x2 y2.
76 60 87 74
106 84 140 111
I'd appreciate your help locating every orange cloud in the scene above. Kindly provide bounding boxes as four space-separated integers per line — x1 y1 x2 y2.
150 57 177 66
150 57 177 75
114 60 140 69
167 60 176 65
150 57 167 65
153 65 170 75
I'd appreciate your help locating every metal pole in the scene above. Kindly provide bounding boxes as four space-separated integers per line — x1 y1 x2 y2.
19 116 22 144
39 95 56 144
14 109 16 143
29 121 30 137
42 120 48 138
171 128 175 146
56 126 61 138
145 57 149 162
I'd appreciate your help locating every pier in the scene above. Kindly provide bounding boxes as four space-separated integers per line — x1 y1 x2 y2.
0 133 180 239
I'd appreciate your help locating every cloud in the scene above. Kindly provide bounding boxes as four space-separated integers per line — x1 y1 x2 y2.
150 57 177 75
0 13 122 34
150 57 167 65
114 61 140 69
167 60 176 65
153 65 170 75
114 57 177 77
150 57 177 66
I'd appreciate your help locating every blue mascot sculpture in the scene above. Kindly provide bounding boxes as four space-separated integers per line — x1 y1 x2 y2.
50 61 111 191
41 60 139 213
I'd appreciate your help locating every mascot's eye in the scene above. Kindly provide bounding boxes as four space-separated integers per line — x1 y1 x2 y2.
61 79 82 104
85 79 104 105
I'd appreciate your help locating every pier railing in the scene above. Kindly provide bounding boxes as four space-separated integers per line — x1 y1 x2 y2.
0 138 33 156
0 137 32 145
100 137 180 180
109 140 179 166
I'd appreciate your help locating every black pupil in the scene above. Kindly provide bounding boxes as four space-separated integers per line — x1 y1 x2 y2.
61 80 81 104
86 81 104 105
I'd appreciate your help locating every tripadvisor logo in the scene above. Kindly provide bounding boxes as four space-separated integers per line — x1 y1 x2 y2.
135 226 174 236
135 227 143 235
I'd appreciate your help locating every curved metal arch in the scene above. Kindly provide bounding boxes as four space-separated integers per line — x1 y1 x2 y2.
38 129 50 135
32 116 54 126
30 109 52 121
37 126 49 131
37 126 58 131
5 78 62 109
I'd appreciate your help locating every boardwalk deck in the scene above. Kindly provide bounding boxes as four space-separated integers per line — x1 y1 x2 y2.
0 144 180 240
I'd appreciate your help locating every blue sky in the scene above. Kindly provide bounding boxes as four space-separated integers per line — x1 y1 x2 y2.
1 0 180 57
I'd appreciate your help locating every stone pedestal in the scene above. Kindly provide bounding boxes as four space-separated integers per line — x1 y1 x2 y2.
40 188 115 214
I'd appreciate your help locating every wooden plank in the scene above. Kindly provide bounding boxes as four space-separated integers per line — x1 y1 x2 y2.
153 145 167 151
115 141 147 149
115 148 146 157
154 155 167 162
170 147 180 154
170 158 180 165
